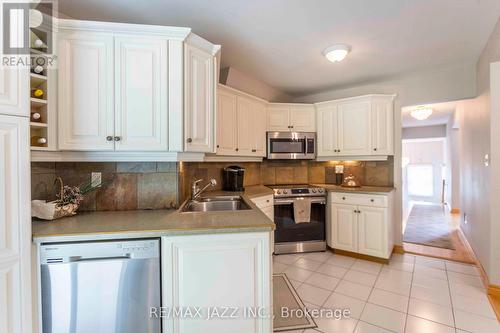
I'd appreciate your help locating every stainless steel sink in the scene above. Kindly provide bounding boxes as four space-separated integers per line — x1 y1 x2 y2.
180 196 251 213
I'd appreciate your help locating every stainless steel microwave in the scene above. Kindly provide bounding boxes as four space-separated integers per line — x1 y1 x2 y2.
266 132 316 159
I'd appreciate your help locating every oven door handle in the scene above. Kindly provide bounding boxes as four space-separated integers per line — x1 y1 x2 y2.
274 198 326 205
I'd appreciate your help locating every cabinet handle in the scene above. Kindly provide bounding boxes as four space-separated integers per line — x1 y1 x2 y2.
252 149 256 152
266 200 270 203
342 197 346 200
186 138 192 143
373 148 378 151
114 136 121 141
106 136 113 142
216 145 220 148
235 148 239 151
370 199 375 202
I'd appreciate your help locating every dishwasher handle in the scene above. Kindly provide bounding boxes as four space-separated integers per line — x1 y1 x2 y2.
68 254 132 262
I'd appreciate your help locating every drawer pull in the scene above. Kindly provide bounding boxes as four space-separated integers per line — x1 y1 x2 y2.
342 197 346 200
370 199 375 202
266 200 270 203
106 136 113 142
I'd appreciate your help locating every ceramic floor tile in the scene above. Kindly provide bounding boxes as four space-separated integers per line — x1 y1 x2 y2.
386 260 414 273
410 284 452 307
316 263 349 278
289 278 303 290
445 261 480 276
360 303 406 333
375 276 411 296
275 254 302 265
368 288 409 313
447 271 484 287
273 262 289 273
305 272 340 291
351 260 383 275
323 292 367 319
414 256 446 270
326 254 357 269
412 275 449 291
301 251 333 263
413 265 448 281
449 281 486 299
451 293 497 319
304 301 321 310
404 315 455 333
284 266 315 282
297 283 332 306
390 253 416 264
343 269 378 287
379 267 413 281
408 298 454 327
354 321 393 333
294 257 324 271
315 316 358 333
453 308 500 333
335 280 373 301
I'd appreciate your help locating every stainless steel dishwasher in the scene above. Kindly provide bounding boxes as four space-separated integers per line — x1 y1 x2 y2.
40 239 161 333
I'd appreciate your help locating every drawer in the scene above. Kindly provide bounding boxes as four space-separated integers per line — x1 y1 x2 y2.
251 195 273 209
329 192 388 208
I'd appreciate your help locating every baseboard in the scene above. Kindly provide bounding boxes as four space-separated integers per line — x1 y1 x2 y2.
489 284 500 297
331 248 389 264
392 245 405 254
450 208 460 214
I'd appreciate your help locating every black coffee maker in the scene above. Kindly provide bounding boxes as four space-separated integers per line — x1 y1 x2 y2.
222 166 245 191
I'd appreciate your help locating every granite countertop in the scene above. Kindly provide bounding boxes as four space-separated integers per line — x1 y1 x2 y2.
32 185 275 243
312 184 395 194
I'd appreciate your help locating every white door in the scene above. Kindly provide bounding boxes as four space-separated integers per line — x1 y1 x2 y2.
337 100 372 156
316 105 339 156
161 233 272 333
330 204 358 252
114 37 168 151
267 105 290 131
290 105 315 132
184 44 215 152
58 32 114 150
236 96 253 155
252 101 267 156
358 206 388 258
0 115 32 333
216 90 238 155
371 97 394 155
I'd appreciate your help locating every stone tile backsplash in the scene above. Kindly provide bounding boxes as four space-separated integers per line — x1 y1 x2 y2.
31 162 179 211
32 158 393 210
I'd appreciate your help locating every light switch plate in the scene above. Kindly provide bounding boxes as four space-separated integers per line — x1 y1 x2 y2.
91 172 102 188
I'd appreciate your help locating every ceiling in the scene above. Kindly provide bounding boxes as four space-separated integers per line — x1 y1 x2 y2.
58 0 500 96
402 101 456 128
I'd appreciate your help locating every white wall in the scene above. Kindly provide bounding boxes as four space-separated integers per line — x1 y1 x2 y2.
402 125 446 140
220 67 293 102
446 113 461 211
294 63 476 245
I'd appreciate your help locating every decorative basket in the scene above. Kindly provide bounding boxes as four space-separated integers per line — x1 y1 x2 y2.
31 177 80 220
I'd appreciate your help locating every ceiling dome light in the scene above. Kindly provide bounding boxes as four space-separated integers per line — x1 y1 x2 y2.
323 44 350 63
410 107 433 120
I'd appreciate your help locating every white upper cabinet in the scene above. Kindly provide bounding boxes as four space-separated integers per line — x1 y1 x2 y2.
267 103 315 132
58 32 115 151
114 37 168 151
216 89 238 155
337 100 372 155
316 95 394 157
184 43 217 153
216 85 267 157
0 66 28 117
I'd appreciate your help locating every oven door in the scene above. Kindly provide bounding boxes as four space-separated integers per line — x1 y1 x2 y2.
273 197 326 245
267 132 316 159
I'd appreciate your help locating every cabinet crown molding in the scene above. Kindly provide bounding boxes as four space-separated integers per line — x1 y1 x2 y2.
314 94 397 106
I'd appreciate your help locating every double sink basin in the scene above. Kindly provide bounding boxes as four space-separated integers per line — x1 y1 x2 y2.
180 196 251 213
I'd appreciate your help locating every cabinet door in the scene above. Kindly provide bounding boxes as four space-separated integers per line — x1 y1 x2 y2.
114 37 168 151
337 100 372 156
161 233 272 333
371 97 394 155
252 101 267 156
316 105 339 156
267 105 290 131
236 96 253 155
330 204 358 252
358 206 388 258
58 32 114 150
290 105 315 132
184 44 215 152
0 115 32 333
216 90 238 155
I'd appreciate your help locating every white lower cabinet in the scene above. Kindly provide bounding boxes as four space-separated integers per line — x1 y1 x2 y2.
161 232 272 333
328 192 393 259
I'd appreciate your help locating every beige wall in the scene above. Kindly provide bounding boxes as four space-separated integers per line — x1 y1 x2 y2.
402 125 446 140
220 67 293 102
293 63 476 245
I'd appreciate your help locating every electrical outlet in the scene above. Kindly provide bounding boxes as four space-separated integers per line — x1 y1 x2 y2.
91 172 102 188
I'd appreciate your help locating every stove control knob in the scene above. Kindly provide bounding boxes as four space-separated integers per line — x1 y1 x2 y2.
283 190 288 194
277 190 282 194
312 189 317 193
318 188 324 193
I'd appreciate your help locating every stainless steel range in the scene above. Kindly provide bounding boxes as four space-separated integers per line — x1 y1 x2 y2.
271 185 327 254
